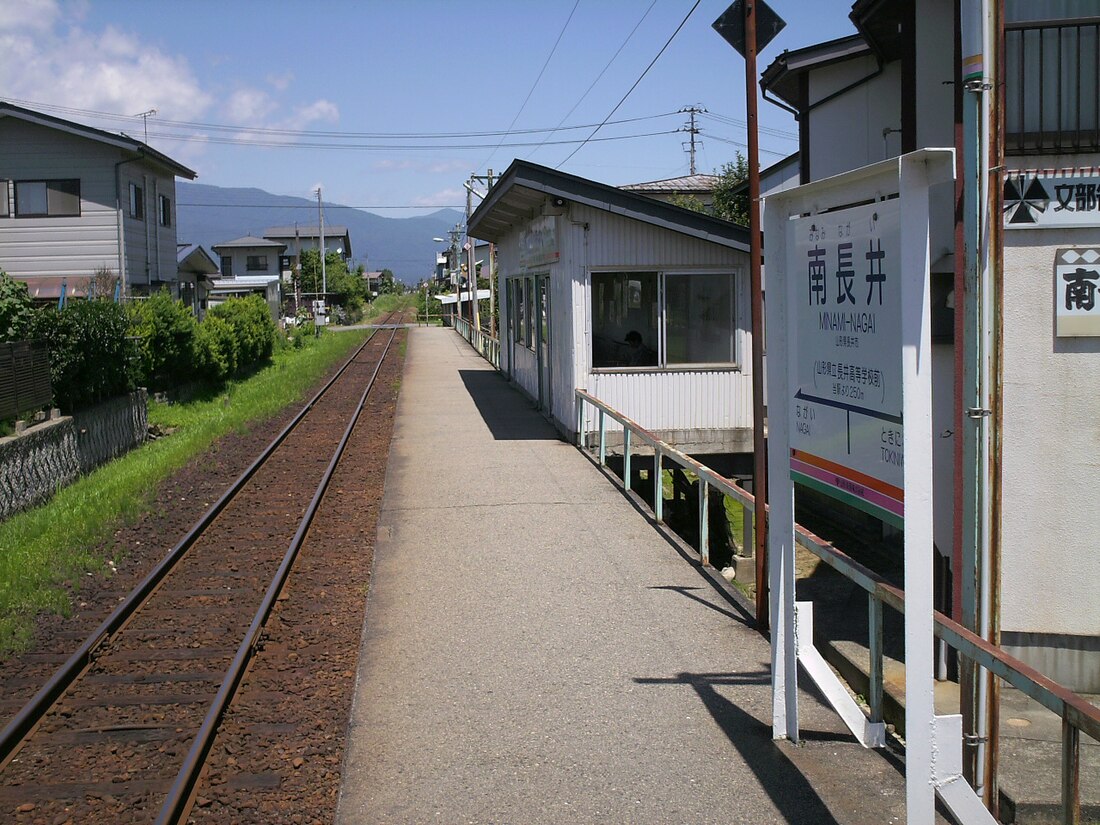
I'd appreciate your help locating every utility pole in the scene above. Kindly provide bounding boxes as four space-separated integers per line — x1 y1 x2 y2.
316 188 327 302
466 177 479 332
680 105 705 175
467 170 498 335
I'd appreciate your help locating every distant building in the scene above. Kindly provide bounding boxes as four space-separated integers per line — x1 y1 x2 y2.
176 243 218 316
209 235 283 319
262 225 352 280
620 173 720 209
0 100 197 298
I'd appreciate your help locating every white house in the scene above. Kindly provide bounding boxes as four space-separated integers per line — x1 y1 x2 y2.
176 242 218 316
761 0 1100 690
468 160 753 461
0 100 197 297
210 235 284 319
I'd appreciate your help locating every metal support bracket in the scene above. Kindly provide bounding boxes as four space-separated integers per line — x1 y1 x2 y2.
933 714 1000 824
795 602 886 748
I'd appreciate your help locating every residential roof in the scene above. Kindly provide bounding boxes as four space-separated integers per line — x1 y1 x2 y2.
208 275 280 291
176 243 219 274
467 159 749 251
0 100 197 180
620 174 720 194
760 34 871 108
211 236 286 250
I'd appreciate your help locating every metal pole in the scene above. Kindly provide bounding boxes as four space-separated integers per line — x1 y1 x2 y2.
467 181 480 332
317 188 327 300
488 170 496 338
745 0 769 631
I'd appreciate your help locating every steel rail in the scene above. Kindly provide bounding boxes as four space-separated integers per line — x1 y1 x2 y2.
156 324 399 824
0 323 386 769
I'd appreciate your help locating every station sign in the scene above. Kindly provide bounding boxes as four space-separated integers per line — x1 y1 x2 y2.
789 199 904 527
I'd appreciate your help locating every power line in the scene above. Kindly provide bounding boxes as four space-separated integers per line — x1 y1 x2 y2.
481 0 581 171
1 95 677 140
144 128 680 150
702 109 798 141
705 132 788 158
178 203 464 209
528 0 659 159
556 0 702 169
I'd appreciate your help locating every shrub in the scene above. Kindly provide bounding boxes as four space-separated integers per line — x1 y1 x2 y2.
127 289 199 391
195 314 238 383
206 296 276 369
31 301 137 412
0 271 35 342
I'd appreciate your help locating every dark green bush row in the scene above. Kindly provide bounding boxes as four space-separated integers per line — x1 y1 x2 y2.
0 272 278 413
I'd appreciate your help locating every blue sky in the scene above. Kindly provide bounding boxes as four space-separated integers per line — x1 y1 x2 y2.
1 0 859 215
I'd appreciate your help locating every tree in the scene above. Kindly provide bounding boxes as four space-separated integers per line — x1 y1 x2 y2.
711 153 750 227
0 271 35 341
297 248 367 309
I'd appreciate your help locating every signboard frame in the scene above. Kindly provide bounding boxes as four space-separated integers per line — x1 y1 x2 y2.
763 149 957 824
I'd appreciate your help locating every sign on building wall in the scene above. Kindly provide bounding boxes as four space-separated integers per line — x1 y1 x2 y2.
1005 173 1100 228
519 215 559 267
1055 247 1100 336
790 200 904 527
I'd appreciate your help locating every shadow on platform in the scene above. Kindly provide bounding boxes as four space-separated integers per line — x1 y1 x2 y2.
459 369 559 441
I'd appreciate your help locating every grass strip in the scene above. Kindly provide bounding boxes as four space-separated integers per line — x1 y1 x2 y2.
0 329 370 655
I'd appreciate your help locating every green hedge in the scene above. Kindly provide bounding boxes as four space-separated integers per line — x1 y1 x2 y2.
127 290 199 392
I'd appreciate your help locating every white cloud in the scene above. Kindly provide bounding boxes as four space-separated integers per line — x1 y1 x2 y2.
413 187 464 206
0 0 60 33
373 158 469 174
294 99 339 126
267 71 293 91
223 88 277 125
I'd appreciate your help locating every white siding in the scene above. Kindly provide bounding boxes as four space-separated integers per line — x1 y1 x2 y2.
0 119 120 279
211 246 283 281
493 201 753 441
808 58 903 181
0 117 184 290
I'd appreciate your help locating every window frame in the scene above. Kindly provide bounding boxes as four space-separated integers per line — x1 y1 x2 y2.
14 178 81 218
158 193 171 227
589 268 740 372
0 180 9 217
220 256 233 278
246 255 269 272
129 182 144 221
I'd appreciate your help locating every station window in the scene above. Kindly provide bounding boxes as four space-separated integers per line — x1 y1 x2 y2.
591 270 736 369
513 277 526 346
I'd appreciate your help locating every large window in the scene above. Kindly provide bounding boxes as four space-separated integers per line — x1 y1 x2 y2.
246 255 268 272
15 179 80 217
591 270 736 369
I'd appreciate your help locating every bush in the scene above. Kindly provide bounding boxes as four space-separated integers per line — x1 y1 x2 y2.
206 296 275 369
0 272 35 342
128 290 199 392
194 313 238 383
31 301 137 412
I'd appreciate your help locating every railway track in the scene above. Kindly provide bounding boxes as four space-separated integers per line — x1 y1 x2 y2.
0 316 403 823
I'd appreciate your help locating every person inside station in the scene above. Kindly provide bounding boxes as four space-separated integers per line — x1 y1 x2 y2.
623 329 657 366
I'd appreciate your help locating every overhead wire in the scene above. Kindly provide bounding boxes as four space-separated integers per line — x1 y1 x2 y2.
527 0 659 160
556 0 702 170
480 0 582 172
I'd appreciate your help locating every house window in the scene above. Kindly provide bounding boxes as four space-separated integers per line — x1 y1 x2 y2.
158 194 171 227
221 256 233 277
129 182 144 220
590 270 736 369
246 255 268 272
0 180 8 217
15 179 81 217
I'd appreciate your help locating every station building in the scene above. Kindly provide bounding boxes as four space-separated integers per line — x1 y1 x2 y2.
467 160 753 472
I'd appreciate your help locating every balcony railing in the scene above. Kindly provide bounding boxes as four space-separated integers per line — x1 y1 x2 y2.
1006 17 1100 154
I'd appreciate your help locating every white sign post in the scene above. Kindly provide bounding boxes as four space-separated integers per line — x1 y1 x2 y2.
764 151 994 825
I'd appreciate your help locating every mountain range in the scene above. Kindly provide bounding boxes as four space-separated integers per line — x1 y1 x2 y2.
175 182 464 284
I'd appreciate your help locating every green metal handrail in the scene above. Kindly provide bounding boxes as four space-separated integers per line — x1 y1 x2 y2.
454 317 500 368
575 387 1099 823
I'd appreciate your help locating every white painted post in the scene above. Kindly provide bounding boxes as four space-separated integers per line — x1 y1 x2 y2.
699 479 710 566
899 152 938 825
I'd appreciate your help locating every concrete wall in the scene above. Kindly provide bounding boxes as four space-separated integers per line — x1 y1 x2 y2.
0 390 147 521
999 229 1100 689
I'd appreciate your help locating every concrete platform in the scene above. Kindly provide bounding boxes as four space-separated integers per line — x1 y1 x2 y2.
336 327 931 824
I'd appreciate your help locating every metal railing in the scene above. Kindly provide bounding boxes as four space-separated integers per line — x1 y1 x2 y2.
1006 17 1100 154
575 387 1099 824
454 316 500 368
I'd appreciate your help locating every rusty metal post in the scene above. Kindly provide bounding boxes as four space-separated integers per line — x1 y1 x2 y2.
745 0 769 631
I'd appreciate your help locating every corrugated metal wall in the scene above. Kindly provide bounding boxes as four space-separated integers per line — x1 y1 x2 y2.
492 199 754 438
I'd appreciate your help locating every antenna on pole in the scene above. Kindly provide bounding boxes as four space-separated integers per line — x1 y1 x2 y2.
679 105 705 175
133 108 157 144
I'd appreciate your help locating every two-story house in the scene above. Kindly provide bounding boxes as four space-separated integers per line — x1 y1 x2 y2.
262 224 353 281
0 101 197 298
209 235 284 319
760 1 1099 694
